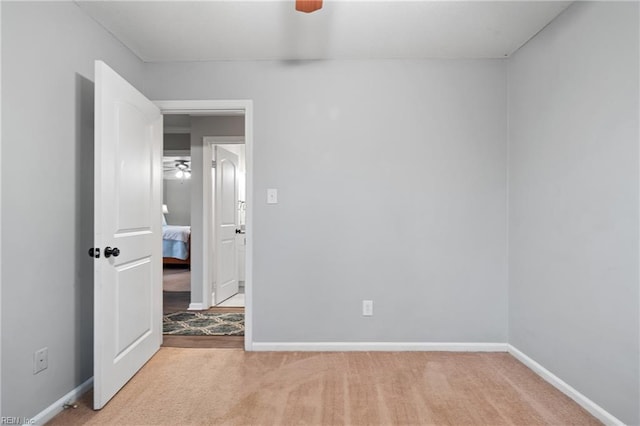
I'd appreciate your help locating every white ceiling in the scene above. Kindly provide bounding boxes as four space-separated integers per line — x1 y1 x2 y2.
75 1 572 62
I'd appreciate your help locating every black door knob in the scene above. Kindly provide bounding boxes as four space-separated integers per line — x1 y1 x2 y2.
88 248 100 258
104 246 120 258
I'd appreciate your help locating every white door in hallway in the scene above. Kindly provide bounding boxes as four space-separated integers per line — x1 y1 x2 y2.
93 61 163 409
214 146 240 304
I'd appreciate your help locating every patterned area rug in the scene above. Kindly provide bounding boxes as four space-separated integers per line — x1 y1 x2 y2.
163 312 244 336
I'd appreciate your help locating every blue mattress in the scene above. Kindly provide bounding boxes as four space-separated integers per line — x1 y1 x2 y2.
163 239 189 260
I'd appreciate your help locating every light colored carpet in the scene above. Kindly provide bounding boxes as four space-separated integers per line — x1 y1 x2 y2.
163 268 190 292
47 350 600 426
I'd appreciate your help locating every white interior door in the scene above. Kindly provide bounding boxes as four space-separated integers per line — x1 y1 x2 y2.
93 61 163 409
214 146 240 304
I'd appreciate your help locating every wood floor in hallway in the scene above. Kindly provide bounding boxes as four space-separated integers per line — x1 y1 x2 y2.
47 350 600 426
162 267 244 349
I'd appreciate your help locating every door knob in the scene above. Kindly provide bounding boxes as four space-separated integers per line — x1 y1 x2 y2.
88 248 100 258
235 229 245 234
104 246 120 258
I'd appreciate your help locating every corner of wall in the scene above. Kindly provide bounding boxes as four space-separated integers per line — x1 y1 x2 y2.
0 0 3 417
504 2 640 424
637 4 640 424
504 54 511 345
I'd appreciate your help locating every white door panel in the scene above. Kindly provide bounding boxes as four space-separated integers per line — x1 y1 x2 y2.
113 258 152 357
94 61 162 409
114 103 153 229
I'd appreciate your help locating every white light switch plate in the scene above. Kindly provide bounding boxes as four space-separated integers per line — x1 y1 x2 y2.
267 188 278 204
362 300 373 316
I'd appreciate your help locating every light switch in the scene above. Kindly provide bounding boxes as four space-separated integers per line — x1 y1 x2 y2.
267 188 278 204
362 300 373 316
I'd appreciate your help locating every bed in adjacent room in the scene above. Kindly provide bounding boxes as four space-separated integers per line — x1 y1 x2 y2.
163 224 191 266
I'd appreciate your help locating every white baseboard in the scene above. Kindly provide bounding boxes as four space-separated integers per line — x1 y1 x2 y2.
188 302 206 310
251 342 508 352
28 377 93 425
507 345 623 426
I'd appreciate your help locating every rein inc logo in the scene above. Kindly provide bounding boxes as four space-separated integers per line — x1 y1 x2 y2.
1 417 35 425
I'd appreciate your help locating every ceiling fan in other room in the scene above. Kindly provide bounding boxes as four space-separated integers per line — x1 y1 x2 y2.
163 159 191 179
296 0 322 13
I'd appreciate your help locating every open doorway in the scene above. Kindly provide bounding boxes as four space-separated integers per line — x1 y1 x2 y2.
155 100 253 351
158 105 252 349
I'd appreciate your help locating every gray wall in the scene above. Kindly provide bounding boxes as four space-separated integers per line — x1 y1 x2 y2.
164 133 190 151
193 115 245 137
507 2 639 424
163 179 191 226
146 60 509 342
1 1 145 419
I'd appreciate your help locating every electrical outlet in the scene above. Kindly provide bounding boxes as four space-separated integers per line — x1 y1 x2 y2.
34 347 48 374
267 188 278 204
362 300 373 316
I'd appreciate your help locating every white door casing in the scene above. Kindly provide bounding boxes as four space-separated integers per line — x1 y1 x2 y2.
94 61 163 409
154 100 254 351
214 146 240 304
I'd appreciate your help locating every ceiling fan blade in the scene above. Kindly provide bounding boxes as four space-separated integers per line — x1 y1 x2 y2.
296 0 322 13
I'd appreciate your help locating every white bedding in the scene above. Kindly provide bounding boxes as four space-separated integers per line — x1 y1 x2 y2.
162 225 190 243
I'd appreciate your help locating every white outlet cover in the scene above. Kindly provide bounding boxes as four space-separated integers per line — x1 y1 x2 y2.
34 347 48 374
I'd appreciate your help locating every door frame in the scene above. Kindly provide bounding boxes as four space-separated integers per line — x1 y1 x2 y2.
154 100 253 351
